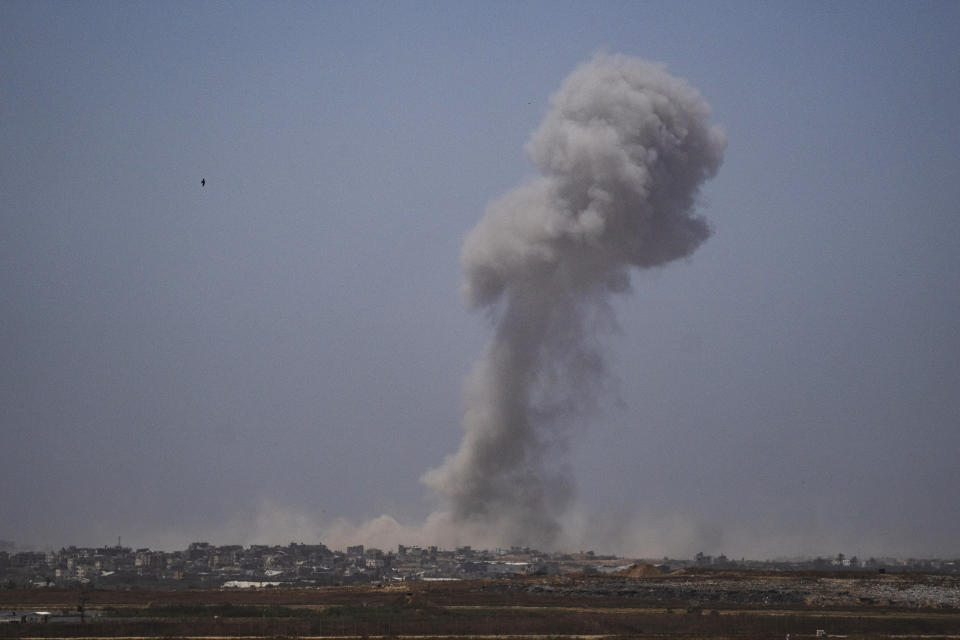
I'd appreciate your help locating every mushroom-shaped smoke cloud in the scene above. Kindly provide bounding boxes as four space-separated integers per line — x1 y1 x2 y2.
422 54 726 547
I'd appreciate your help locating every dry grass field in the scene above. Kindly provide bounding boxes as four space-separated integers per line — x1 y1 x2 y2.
1 570 957 640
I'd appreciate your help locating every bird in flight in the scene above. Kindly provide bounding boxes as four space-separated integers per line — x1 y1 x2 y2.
201 178 206 187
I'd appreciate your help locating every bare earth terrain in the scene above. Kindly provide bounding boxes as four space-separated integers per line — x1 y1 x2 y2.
1 569 957 639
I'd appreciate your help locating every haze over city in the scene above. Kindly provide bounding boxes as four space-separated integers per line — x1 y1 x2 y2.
2 2 959 560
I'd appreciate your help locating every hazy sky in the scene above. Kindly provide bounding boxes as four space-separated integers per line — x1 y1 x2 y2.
2 1 958 559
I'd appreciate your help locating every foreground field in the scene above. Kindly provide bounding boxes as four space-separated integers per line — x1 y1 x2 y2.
1 570 957 639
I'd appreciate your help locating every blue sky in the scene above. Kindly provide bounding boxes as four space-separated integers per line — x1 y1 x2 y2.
2 1 959 558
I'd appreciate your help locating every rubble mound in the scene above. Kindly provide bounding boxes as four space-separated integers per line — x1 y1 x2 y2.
618 563 665 578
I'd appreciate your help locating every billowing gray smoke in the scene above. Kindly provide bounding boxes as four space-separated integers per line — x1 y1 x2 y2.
423 54 726 546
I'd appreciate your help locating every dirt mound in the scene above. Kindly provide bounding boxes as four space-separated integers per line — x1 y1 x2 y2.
617 562 666 578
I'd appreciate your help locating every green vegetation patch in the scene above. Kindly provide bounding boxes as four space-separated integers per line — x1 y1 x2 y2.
103 603 324 619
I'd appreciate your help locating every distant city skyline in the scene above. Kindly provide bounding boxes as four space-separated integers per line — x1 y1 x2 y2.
3 536 959 571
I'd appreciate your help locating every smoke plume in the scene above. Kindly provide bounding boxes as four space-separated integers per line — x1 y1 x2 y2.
422 54 726 547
